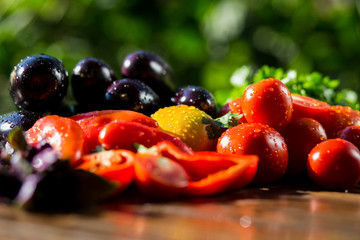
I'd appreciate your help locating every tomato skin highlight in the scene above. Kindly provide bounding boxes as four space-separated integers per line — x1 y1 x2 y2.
134 153 189 199
26 115 87 166
282 118 327 177
241 78 293 131
98 121 193 154
77 149 135 194
70 110 158 151
217 123 288 185
307 139 360 190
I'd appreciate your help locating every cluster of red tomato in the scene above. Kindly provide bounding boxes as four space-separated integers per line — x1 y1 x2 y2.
218 78 360 190
24 78 360 200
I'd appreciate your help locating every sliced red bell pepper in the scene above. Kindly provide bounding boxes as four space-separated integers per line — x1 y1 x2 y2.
98 121 193 154
133 153 190 200
77 149 135 194
70 110 158 151
140 141 259 196
183 159 256 196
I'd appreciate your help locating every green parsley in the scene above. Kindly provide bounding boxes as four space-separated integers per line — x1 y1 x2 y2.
215 65 360 110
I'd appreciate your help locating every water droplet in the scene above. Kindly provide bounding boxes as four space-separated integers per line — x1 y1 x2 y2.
239 215 252 228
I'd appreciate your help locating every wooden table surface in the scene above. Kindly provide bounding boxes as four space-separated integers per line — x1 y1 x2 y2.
0 181 359 240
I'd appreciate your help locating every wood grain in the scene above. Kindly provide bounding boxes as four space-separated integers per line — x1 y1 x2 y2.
0 183 359 240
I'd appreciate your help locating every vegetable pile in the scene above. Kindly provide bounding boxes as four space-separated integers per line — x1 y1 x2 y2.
1 51 360 211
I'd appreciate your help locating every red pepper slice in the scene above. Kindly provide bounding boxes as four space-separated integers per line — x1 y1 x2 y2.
98 121 193 154
134 153 190 199
70 110 158 151
146 141 259 196
77 149 135 194
183 158 255 196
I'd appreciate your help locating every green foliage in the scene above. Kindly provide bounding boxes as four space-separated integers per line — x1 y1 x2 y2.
0 0 360 113
215 65 360 110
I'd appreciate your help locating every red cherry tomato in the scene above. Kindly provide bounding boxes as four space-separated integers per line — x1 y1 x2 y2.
241 78 293 131
70 110 158 151
338 126 360 150
291 94 330 122
228 97 248 123
134 153 190 199
291 96 360 138
307 139 360 190
217 123 288 185
317 105 360 139
282 118 327 177
77 149 135 194
26 115 87 165
98 121 193 154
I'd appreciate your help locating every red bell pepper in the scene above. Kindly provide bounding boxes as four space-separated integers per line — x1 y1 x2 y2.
134 153 190 199
138 141 259 196
70 110 158 151
77 149 135 194
98 121 193 154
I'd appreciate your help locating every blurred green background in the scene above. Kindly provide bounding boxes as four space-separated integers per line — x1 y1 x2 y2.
1 0 360 114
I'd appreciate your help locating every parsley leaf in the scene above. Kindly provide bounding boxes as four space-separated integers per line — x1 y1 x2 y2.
215 65 360 110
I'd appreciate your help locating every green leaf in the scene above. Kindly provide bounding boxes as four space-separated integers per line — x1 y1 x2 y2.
214 111 242 128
